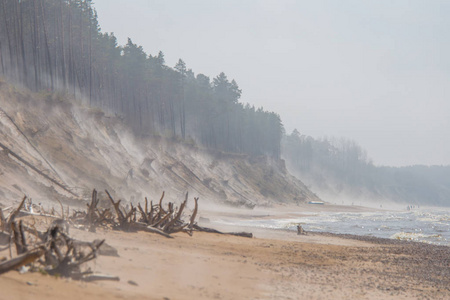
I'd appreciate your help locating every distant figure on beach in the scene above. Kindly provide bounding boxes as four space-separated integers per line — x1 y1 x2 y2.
297 225 306 235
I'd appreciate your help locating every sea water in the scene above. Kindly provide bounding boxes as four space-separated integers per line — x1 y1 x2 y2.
214 208 450 246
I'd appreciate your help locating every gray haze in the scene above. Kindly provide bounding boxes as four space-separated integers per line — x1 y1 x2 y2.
94 0 450 167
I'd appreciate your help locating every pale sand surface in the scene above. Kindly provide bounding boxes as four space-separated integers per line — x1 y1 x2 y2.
1 204 449 300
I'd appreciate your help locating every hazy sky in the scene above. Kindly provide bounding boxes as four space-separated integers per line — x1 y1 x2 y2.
94 0 450 167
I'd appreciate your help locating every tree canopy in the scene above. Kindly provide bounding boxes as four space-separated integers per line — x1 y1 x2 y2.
0 0 283 158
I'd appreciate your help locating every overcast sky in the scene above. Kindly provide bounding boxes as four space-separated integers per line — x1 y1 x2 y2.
94 0 450 167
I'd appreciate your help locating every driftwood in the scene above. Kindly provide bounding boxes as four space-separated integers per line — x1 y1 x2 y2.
0 188 208 282
70 189 199 238
193 224 253 238
0 247 46 275
0 220 105 279
143 225 173 239
71 189 252 239
0 196 104 279
1 196 62 238
82 274 120 282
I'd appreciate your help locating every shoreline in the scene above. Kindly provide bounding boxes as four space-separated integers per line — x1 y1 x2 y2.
200 202 449 247
1 210 449 300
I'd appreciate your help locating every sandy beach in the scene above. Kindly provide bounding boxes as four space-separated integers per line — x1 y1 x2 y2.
1 204 449 300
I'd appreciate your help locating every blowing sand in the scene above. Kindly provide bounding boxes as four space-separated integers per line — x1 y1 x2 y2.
1 204 449 300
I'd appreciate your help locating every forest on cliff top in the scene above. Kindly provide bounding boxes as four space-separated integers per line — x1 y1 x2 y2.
1 0 448 206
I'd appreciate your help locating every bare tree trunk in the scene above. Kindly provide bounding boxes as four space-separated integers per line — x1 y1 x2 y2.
2 0 15 79
88 6 92 105
31 0 40 90
39 0 54 90
17 0 27 85
59 0 67 90
12 0 21 82
0 41 4 75
179 77 186 139
68 0 75 96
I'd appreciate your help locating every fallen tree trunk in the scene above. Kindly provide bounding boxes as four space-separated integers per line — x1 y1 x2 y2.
82 274 120 282
0 247 45 275
129 222 174 239
193 225 253 238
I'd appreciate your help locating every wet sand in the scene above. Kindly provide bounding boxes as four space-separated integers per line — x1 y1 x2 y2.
1 204 449 300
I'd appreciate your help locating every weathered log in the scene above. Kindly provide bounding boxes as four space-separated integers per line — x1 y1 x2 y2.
192 224 222 234
16 211 61 219
0 247 46 275
143 224 173 239
228 232 253 238
82 274 120 282
193 225 253 238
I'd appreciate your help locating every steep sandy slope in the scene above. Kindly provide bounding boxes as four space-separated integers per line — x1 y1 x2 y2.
0 80 320 208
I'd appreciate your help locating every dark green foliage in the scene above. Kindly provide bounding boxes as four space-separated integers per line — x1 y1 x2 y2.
0 0 283 158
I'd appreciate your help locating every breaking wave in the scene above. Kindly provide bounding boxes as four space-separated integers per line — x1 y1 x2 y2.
214 208 450 246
